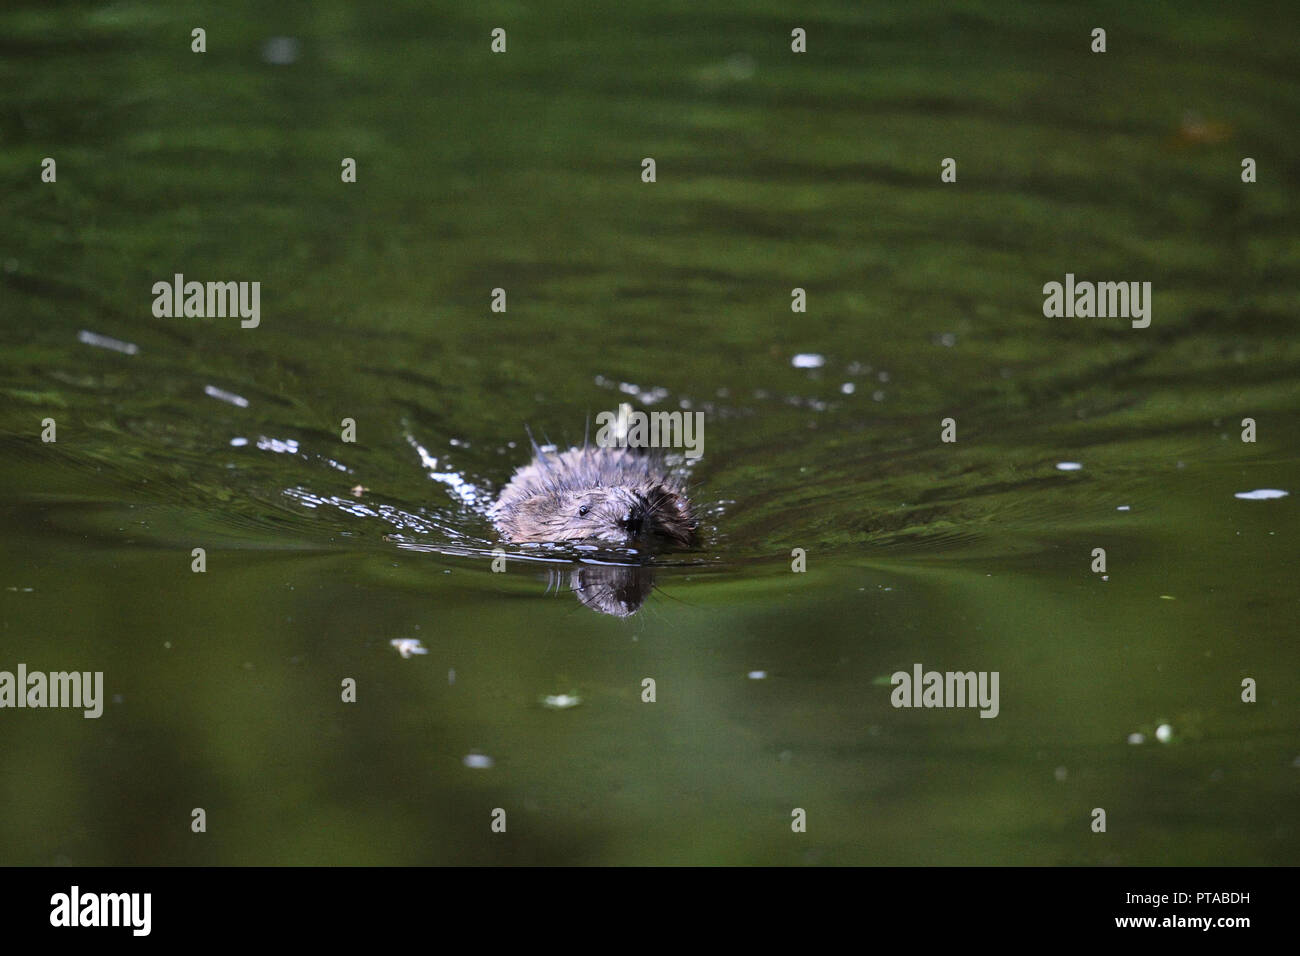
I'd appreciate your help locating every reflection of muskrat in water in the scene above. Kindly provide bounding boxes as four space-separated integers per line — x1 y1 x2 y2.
491 442 696 548
551 564 657 618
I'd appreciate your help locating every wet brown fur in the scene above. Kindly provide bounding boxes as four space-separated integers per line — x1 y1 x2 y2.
493 445 696 547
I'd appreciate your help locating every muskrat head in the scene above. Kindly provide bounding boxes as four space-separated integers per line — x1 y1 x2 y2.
502 483 695 548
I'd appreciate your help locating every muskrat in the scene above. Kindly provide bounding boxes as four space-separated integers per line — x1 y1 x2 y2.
491 442 696 548
552 564 657 618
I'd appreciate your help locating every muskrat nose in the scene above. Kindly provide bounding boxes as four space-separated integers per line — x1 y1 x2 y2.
618 509 645 536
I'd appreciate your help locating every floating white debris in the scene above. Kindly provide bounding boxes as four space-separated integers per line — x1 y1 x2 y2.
204 385 249 408
1116 505 1131 511
463 753 494 769
614 382 669 404
77 330 138 355
1127 733 1145 745
747 670 767 680
791 353 825 369
229 437 249 447
717 52 756 81
256 436 299 454
694 52 757 88
1155 723 1173 743
390 638 427 659
1234 489 1288 500
840 382 855 395
540 693 581 710
261 36 300 65
1056 462 1083 471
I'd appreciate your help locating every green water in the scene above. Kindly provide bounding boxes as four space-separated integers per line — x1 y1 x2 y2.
1 0 1297 864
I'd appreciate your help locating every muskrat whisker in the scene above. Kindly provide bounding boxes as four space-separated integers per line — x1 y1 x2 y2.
649 583 698 609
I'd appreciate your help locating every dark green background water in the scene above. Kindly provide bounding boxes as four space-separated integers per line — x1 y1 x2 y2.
1 1 1296 864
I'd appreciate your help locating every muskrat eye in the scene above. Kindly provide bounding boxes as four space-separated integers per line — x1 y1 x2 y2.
578 505 590 517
